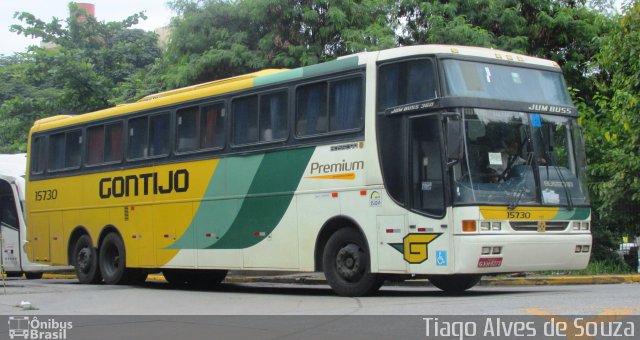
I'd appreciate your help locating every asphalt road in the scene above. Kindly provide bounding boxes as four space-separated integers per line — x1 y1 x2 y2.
1 278 638 315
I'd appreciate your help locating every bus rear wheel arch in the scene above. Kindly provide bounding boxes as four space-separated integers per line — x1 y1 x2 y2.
322 227 383 297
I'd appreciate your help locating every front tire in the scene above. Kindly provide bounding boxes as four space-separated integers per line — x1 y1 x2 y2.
322 228 383 297
99 232 141 285
73 234 102 284
428 274 482 293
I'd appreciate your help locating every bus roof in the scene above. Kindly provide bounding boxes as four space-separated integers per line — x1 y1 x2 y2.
31 45 560 133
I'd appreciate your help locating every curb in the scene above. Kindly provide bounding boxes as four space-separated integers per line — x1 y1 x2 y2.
37 273 640 286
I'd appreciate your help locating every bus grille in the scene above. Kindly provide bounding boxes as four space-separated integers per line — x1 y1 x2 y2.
509 221 569 231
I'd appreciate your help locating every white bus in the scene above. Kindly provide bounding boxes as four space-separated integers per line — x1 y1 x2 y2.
26 45 591 296
1 154 71 279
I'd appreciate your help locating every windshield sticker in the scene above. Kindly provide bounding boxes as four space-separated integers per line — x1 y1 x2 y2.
488 152 503 165
530 113 542 127
511 72 522 84
421 182 433 191
542 189 560 204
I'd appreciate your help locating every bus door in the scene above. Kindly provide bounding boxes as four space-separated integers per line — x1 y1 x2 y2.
407 113 452 273
1 179 22 271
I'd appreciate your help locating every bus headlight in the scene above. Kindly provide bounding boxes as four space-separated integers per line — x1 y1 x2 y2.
581 222 590 230
480 221 491 231
491 222 502 231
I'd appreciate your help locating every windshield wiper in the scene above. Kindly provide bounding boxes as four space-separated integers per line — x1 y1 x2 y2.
546 151 574 210
508 152 534 210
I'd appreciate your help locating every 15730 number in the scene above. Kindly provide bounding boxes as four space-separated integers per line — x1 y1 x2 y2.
35 189 58 201
507 211 531 219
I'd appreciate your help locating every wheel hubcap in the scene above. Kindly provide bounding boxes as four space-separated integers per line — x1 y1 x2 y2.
336 243 363 282
77 248 92 273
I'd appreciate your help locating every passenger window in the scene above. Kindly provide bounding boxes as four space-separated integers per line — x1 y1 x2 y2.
86 125 105 165
49 130 81 170
128 116 148 159
259 92 287 142
104 123 123 162
149 113 170 156
330 78 363 132
296 83 327 136
200 103 225 149
377 59 436 111
233 95 259 145
30 136 46 174
177 106 199 152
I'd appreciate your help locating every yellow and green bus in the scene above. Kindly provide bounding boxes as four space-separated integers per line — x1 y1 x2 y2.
26 45 591 296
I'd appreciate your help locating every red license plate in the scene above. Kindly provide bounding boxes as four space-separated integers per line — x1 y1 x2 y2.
478 257 503 268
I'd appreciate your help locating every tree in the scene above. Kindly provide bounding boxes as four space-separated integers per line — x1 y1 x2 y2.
579 1 640 239
141 0 397 91
0 3 161 152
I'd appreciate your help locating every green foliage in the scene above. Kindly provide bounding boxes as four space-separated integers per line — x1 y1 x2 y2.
143 0 397 91
577 2 640 241
0 3 161 152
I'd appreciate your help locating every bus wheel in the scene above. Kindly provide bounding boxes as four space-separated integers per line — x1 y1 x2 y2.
99 232 137 285
74 234 102 284
322 228 382 297
427 274 482 294
25 272 43 280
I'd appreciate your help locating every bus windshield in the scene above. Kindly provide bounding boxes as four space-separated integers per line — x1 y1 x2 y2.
442 59 573 106
453 109 589 207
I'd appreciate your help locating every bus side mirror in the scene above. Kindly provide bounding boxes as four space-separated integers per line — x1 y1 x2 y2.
445 113 463 167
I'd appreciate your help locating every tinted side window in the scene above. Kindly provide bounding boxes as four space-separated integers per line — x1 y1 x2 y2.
377 59 436 111
330 78 363 132
296 83 328 136
128 117 148 159
86 125 105 165
104 123 123 163
149 113 170 156
200 103 225 149
49 130 81 171
30 136 46 174
233 95 259 145
177 106 199 152
259 91 287 142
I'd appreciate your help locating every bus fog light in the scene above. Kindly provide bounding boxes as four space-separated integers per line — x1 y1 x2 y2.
491 222 502 231
582 245 590 253
480 222 491 231
481 247 491 255
581 222 590 230
572 222 581 230
492 246 502 254
575 245 582 253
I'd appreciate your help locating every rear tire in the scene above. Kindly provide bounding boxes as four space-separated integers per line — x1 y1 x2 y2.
99 232 140 285
322 228 383 297
73 234 102 284
428 274 482 293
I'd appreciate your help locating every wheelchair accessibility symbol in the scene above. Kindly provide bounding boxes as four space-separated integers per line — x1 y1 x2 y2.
435 250 447 266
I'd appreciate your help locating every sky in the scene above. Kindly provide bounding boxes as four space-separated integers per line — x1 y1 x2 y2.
0 0 175 56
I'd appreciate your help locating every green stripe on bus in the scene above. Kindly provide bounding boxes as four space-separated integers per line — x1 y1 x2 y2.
553 207 590 220
207 147 314 249
301 56 359 78
167 155 264 249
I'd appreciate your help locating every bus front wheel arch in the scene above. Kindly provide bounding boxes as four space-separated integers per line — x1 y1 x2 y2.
322 228 383 297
